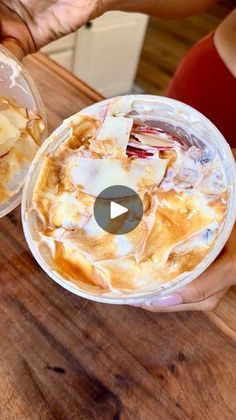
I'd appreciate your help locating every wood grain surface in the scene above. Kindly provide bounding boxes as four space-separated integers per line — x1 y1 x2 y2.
0 53 235 420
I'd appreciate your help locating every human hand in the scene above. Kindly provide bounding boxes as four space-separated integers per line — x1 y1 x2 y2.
0 0 104 59
132 222 236 312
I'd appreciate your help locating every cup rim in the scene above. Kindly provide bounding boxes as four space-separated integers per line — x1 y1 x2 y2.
21 94 236 304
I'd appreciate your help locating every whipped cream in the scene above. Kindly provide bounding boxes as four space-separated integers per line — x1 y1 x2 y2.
0 51 22 89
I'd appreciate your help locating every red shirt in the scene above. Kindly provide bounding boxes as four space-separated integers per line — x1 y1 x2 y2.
167 33 236 148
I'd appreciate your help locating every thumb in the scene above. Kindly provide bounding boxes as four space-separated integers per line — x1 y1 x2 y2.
178 251 235 304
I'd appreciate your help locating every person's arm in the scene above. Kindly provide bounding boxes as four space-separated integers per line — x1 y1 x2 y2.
0 0 217 59
102 0 217 19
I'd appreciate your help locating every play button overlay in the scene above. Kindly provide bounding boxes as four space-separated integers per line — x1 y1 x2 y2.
110 201 129 219
94 185 143 235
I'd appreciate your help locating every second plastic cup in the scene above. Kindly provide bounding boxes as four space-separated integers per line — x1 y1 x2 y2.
0 46 46 218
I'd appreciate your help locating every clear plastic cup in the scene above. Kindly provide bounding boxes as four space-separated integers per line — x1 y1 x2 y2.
22 95 236 304
0 46 47 218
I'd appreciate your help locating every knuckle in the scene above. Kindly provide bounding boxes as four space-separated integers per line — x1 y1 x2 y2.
192 283 209 302
202 296 221 312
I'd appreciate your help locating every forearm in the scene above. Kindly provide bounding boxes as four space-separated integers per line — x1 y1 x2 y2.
102 0 217 19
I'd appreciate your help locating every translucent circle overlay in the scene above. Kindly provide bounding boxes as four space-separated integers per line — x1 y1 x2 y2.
93 185 143 235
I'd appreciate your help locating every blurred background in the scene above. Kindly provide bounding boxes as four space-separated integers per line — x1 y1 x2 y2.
41 0 235 98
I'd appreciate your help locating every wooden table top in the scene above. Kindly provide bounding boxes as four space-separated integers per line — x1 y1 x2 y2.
0 53 235 420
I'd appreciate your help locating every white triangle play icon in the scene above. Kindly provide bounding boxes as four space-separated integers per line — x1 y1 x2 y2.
110 201 128 220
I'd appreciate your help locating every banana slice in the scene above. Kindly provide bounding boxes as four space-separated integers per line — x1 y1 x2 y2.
0 133 39 194
0 113 19 147
1 105 28 130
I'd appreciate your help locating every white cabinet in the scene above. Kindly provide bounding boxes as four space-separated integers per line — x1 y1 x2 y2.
41 33 76 71
49 49 74 71
42 12 148 97
42 33 76 54
74 12 148 96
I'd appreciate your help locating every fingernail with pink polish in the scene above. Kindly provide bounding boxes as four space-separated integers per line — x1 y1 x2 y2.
149 293 183 308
